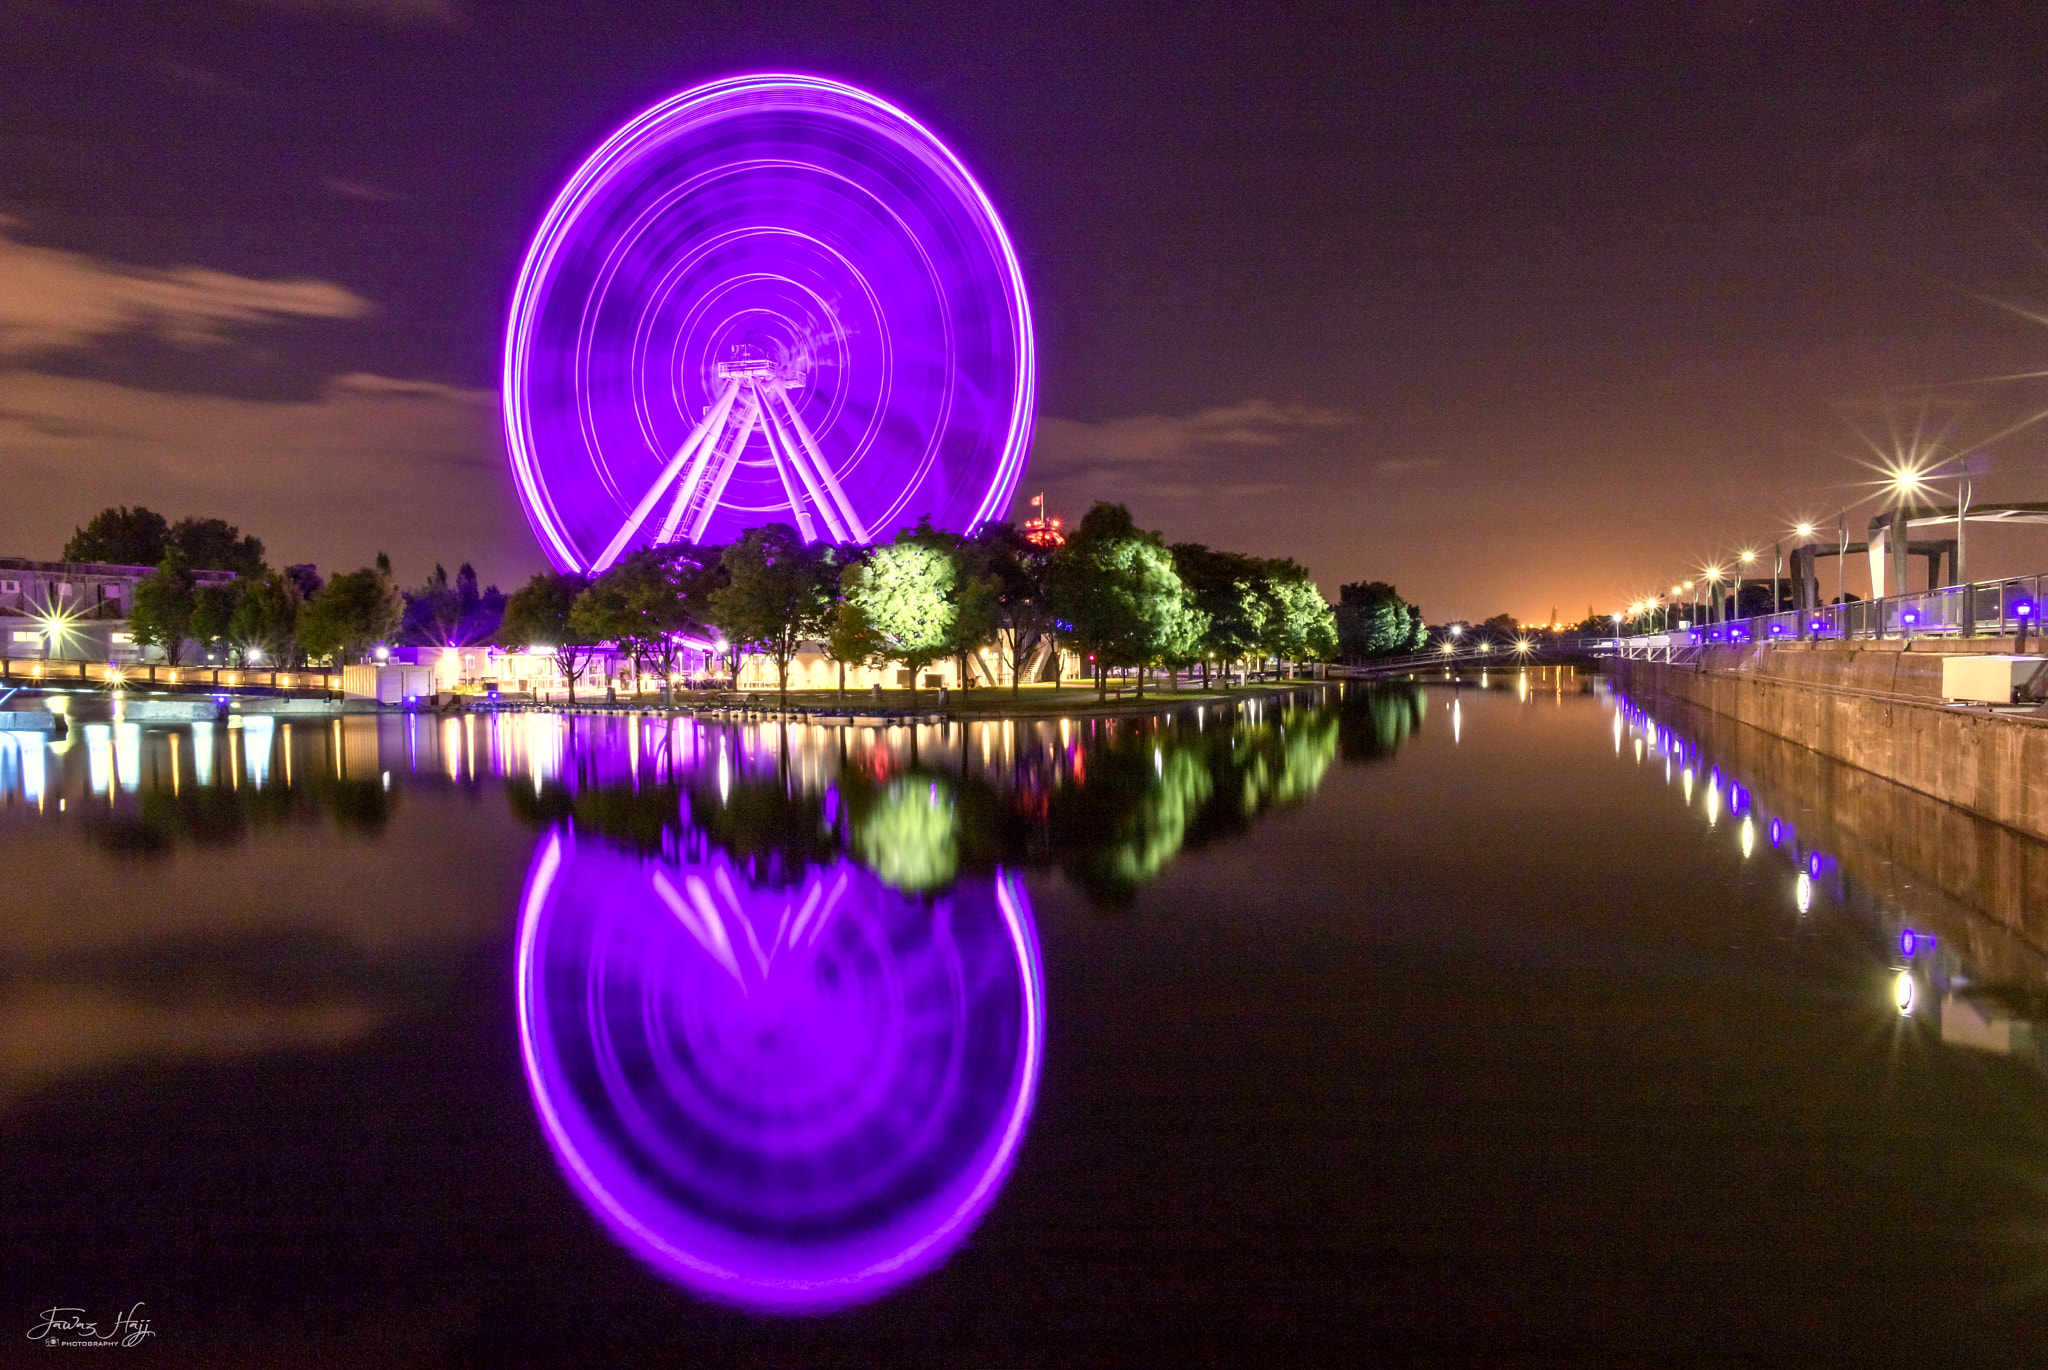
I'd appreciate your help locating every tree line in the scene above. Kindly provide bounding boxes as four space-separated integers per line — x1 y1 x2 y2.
69 505 506 669
70 499 1373 699
502 500 1341 706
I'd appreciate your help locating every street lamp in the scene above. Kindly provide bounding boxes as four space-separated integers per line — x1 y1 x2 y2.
1736 548 1756 621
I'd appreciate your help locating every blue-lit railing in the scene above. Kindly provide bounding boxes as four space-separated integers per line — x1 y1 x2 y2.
1619 573 2047 647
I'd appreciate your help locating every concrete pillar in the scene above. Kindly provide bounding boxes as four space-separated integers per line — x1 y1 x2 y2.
1891 507 1909 599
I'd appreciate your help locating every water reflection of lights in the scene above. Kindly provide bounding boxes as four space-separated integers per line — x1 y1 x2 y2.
242 715 275 789
1795 872 1812 914
1682 767 1694 803
1739 815 1754 858
516 834 1042 1313
1893 969 1917 1016
1704 774 1720 826
1453 697 1462 744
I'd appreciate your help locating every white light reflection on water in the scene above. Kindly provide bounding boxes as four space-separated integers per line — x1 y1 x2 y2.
1893 970 1917 1016
241 716 275 789
1740 816 1754 858
1705 774 1720 826
1796 872 1813 914
192 721 214 787
1682 767 1694 805
83 724 111 796
7 732 47 805
114 723 141 793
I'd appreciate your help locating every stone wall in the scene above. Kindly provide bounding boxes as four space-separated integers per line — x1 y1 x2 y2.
1610 639 2048 846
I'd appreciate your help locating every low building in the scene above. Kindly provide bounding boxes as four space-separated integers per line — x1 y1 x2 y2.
0 556 238 664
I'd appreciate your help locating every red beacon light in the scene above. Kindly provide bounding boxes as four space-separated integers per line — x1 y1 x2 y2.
1022 491 1066 548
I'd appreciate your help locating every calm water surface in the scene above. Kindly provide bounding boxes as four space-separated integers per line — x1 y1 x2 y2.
4 674 2048 1365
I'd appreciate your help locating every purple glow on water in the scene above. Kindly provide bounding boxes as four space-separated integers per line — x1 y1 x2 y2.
503 74 1035 569
516 832 1042 1312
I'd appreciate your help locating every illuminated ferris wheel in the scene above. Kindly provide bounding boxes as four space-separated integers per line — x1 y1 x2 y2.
503 74 1036 573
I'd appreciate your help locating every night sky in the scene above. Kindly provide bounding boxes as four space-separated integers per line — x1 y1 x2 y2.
6 1 2048 622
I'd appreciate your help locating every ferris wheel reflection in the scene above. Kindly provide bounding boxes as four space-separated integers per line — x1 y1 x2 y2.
515 831 1042 1313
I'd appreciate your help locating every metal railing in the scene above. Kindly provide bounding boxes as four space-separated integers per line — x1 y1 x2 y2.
1622 574 2048 648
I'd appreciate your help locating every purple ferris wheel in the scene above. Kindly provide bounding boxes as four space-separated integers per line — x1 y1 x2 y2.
503 74 1036 572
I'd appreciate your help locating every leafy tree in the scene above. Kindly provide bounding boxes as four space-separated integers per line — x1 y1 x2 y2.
299 560 402 666
968 522 1059 695
1336 581 1423 659
401 561 506 647
705 524 838 707
1255 560 1337 675
850 523 958 707
65 506 169 567
228 570 304 666
1172 543 1268 687
945 539 1002 689
168 517 266 577
1046 502 1197 700
189 583 243 662
499 570 599 702
822 577 884 699
285 564 325 601
572 543 722 705
128 550 198 665
1155 586 1211 690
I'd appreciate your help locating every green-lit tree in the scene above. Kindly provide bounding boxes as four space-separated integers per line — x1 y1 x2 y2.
850 522 958 707
1254 560 1337 676
128 549 198 665
298 556 402 666
705 524 838 707
499 569 598 702
1047 502 1197 700
64 506 170 567
1171 543 1270 687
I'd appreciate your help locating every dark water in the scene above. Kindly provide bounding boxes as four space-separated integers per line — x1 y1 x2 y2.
5 673 2048 1365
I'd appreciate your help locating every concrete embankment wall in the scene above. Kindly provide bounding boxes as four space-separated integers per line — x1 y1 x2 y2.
1608 638 2048 846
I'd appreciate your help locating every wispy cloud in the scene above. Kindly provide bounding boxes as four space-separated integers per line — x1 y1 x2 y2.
321 176 403 204
0 369 532 583
1027 399 1345 499
237 0 465 27
0 219 371 357
1372 457 1443 475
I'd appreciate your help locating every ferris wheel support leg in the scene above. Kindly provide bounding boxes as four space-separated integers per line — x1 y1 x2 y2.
654 381 745 547
594 379 741 572
758 403 819 542
761 395 848 543
768 383 870 543
684 394 761 544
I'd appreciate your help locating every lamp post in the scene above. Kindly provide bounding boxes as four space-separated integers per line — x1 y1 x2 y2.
1736 548 1756 623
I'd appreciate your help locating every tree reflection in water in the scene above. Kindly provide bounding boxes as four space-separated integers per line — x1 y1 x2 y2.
502 686 1421 908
